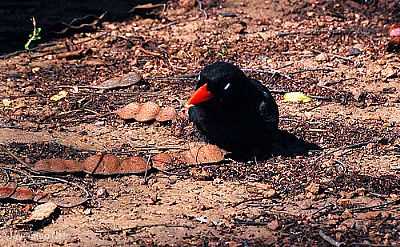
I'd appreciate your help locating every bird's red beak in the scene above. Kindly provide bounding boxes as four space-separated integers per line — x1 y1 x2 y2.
186 84 214 107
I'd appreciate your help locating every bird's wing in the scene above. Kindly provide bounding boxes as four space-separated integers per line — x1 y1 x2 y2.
249 79 279 129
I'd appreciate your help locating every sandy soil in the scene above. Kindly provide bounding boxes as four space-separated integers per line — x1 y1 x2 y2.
0 0 399 246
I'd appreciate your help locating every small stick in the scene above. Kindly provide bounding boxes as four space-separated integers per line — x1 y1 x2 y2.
31 175 91 208
319 230 344 247
242 68 292 79
93 223 193 234
231 197 268 207
130 145 188 151
0 167 10 184
312 203 334 216
142 156 152 184
268 89 331 100
1 167 34 183
350 199 400 213
146 73 198 80
321 77 357 87
0 144 39 174
0 144 90 208
288 67 334 75
151 21 178 31
197 0 208 18
316 140 378 159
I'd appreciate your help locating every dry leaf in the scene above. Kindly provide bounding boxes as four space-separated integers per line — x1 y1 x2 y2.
10 187 35 201
183 143 225 165
2 99 12 107
258 31 275 40
97 72 141 89
381 66 397 79
315 53 329 62
389 24 400 38
254 183 276 198
33 159 82 174
283 92 312 103
231 23 246 34
135 101 160 122
82 154 149 175
0 182 17 199
33 191 50 203
305 182 320 194
82 59 105 66
356 211 381 220
116 102 176 123
50 90 68 101
31 67 40 73
155 107 177 122
179 0 196 9
267 220 280 231
337 198 353 206
116 102 141 120
297 199 313 209
152 153 175 171
98 154 122 175
132 3 164 10
23 202 57 223
82 154 103 174
119 156 150 174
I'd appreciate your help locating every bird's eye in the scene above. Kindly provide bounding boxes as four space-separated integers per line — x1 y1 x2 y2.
224 83 231 90
197 74 201 81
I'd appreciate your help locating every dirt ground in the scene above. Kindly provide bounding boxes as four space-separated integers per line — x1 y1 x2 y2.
0 0 399 246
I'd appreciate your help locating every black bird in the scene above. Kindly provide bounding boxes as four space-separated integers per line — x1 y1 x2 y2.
186 61 279 157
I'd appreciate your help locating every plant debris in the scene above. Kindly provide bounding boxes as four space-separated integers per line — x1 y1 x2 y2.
283 92 312 103
33 159 82 174
0 183 36 202
17 143 225 175
116 101 177 122
21 202 58 224
0 0 399 245
95 72 142 90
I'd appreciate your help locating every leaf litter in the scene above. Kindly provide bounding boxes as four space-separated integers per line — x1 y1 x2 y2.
0 0 399 246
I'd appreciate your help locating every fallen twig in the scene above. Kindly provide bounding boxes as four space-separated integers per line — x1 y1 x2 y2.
0 143 39 174
151 21 178 31
146 73 198 81
142 156 152 184
268 89 331 100
197 0 208 18
242 68 292 79
0 167 10 184
312 203 334 218
31 175 90 208
130 145 188 152
93 223 193 234
315 139 380 161
350 199 400 213
276 27 380 38
1 167 34 183
0 144 90 207
231 197 270 207
288 67 334 75
319 230 344 247
55 12 107 35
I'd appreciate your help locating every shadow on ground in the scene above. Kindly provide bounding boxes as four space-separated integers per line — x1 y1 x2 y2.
225 129 321 161
0 0 164 55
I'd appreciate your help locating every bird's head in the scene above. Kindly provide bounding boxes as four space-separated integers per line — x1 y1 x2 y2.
186 61 248 107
